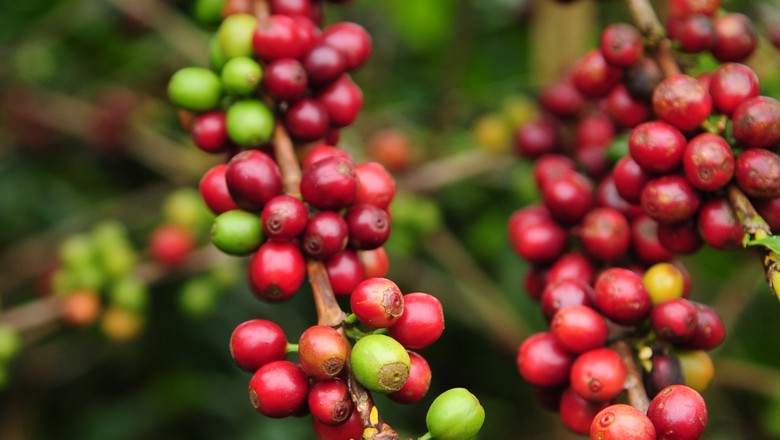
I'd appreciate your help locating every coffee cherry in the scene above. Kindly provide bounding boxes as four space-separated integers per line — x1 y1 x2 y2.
221 56 263 95
541 278 594 321
641 175 701 225
533 154 576 189
559 387 611 435
247 241 305 301
210 209 263 256
629 121 686 174
643 262 685 304
312 410 364 440
355 162 396 210
298 325 349 380
624 57 663 100
303 211 349 259
302 43 347 87
755 197 780 233
61 288 101 327
301 144 352 170
677 349 715 392
514 117 559 158
613 156 650 205
593 267 652 325
225 150 283 211
732 96 780 149
425 388 485 440
218 13 257 59
200 164 240 214
308 378 353 426
575 143 610 179
599 23 643 67
682 133 734 191
652 74 712 132
539 79 586 118
551 305 608 354
316 74 363 128
590 403 656 440
389 292 444 350
269 0 320 22
357 247 390 278
657 220 703 255
260 194 308 241
225 99 275 147
541 171 594 225
668 0 720 17
168 67 223 111
344 204 390 250
388 351 432 404
651 298 698 342
570 347 626 402
191 111 230 153
711 12 758 62
252 14 305 61
320 22 372 70
572 49 622 98
149 224 194 266
325 250 365 296
736 148 780 199
682 302 726 350
645 353 685 397
516 332 574 388
285 97 330 141
697 198 743 250
0 325 20 363
677 14 715 53
350 334 410 393
300 155 358 210
229 319 288 372
579 207 630 262
510 218 568 265
606 84 650 128
101 306 143 342
647 384 707 440
350 277 404 328
367 128 414 172
248 360 309 418
709 63 759 115
262 58 308 101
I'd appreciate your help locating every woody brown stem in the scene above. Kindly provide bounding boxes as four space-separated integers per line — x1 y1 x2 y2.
612 339 650 413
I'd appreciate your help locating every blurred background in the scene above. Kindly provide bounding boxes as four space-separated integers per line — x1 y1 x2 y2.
3 0 780 439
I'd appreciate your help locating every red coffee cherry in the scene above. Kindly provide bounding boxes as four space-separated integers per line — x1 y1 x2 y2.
298 325 349 380
590 404 656 440
230 319 288 372
613 156 650 205
709 63 759 115
300 155 358 210
550 305 608 354
645 353 685 398
755 197 780 233
575 112 615 148
316 74 364 128
148 224 194 266
624 57 663 100
628 121 686 174
225 150 284 211
571 49 623 98
301 144 352 170
350 277 404 328
510 219 568 265
262 58 308 101
308 378 353 426
191 111 230 153
539 79 586 118
261 194 308 241
541 171 594 225
547 252 595 286
647 385 708 440
355 162 396 210
325 250 365 296
732 96 780 149
676 14 716 53
593 267 651 325
312 409 364 440
682 302 726 350
303 211 349 259
651 298 698 343
285 97 330 141
61 289 101 327
534 155 576 190
657 220 703 255
579 207 631 262
541 278 594 321
247 241 305 301
599 23 643 67
248 360 309 418
631 214 674 264
533 386 564 412
269 0 320 22
682 133 734 192
559 387 611 435
200 164 240 215
344 204 390 250
320 22 372 70
524 266 548 301
595 174 644 220
570 347 627 402
516 332 574 388
641 175 701 225
514 117 559 158
252 14 305 61
388 351 432 404
711 13 758 62
605 84 650 129
652 74 712 132
357 246 390 279
668 0 720 18
697 198 743 250
388 292 444 350
301 43 347 87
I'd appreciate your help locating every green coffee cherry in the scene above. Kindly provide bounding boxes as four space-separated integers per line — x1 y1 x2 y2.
92 221 137 278
211 209 264 256
218 13 256 59
226 100 274 147
168 67 223 111
209 34 228 71
193 0 225 25
0 325 21 362
179 276 219 317
163 187 214 231
349 334 410 393
221 57 263 95
59 233 95 268
425 388 485 440
109 276 149 312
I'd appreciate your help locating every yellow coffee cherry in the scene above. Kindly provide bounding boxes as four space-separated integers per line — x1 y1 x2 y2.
677 349 714 393
643 262 685 304
101 306 143 342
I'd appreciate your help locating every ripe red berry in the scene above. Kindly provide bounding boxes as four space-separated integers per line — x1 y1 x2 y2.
252 14 305 61
550 305 608 354
682 302 726 350
191 111 230 153
651 298 698 343
344 204 390 250
628 121 686 174
546 252 596 286
645 353 685 397
590 404 656 440
285 97 330 141
541 278 594 321
149 224 194 266
613 156 650 205
357 246 390 279
641 175 701 225
389 292 444 350
676 14 716 53
732 96 780 149
230 319 288 372
605 84 650 128
668 0 720 18
697 198 743 250
355 162 396 210
350 277 404 328
269 0 320 22
261 194 308 241
575 112 615 147
308 379 353 426
541 171 594 225
579 207 631 262
657 220 703 255
682 133 734 191
593 267 651 325
711 13 758 62
599 23 643 67
298 325 349 379
709 63 759 115
302 43 347 87
313 409 364 440
514 117 559 158
624 57 663 100
316 75 363 128
225 150 283 211
247 241 305 301
539 79 586 118
388 351 432 404
595 174 644 219
303 211 349 259
572 49 622 98
320 22 372 70
262 58 308 101
755 197 780 233
559 387 611 435
200 164 240 215
516 332 574 388
301 144 352 170
570 347 627 402
510 219 568 265
647 385 708 440
325 250 365 296
248 360 309 418
652 74 712 132
300 155 358 210
631 214 674 264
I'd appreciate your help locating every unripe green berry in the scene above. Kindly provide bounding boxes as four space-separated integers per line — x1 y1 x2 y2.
108 276 148 312
350 334 410 393
168 67 223 111
0 325 21 362
179 276 219 317
59 233 95 268
221 57 263 95
211 209 264 255
163 187 214 231
193 0 225 25
425 388 485 440
218 13 256 59
226 100 274 147
209 34 228 71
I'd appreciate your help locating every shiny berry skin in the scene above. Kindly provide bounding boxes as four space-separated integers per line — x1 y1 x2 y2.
570 347 627 402
344 204 390 250
682 302 726 350
301 144 352 170
709 63 759 115
350 277 404 328
595 174 644 219
316 75 363 128
388 351 431 404
325 250 365 296
624 57 663 100
269 0 319 21
355 162 396 210
262 58 308 101
226 99 275 147
358 247 390 279
149 224 194 266
668 0 720 17
711 13 758 62
756 197 780 233
677 349 714 393
514 117 559 158
350 334 410 393
308 379 353 426
168 66 223 111
652 74 712 132
541 278 594 321
697 198 743 250
645 353 685 398
320 22 372 70
551 305 608 354
200 164 240 214
302 43 347 87
572 49 622 98
210 209 264 256
559 387 611 435
575 112 615 148
225 150 283 211
511 219 568 265
298 325 349 379
539 79 586 118
300 156 358 210
541 171 594 225
732 96 780 149
534 154 576 190
252 15 305 61
261 194 308 241
643 262 685 304
191 111 229 153
599 23 643 67
631 214 674 264
285 97 330 141
590 404 656 440
508 204 551 234
676 14 715 53
682 133 734 191
248 360 309 418
425 388 485 440
516 332 574 388
247 241 305 301
312 410 364 440
579 207 630 262
593 267 652 325
547 252 595 286
651 298 698 343
229 319 288 372
647 385 707 440
367 128 413 172
613 156 650 205
389 292 444 350
606 84 650 129
658 221 703 255
628 121 686 174
641 175 701 225
303 211 349 259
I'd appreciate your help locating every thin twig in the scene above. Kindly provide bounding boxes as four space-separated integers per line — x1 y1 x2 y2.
612 339 650 413
397 149 517 193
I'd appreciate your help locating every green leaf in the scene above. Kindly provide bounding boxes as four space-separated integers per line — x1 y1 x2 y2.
745 235 780 255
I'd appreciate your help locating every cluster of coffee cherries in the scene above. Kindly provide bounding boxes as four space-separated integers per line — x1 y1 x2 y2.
506 0 770 438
